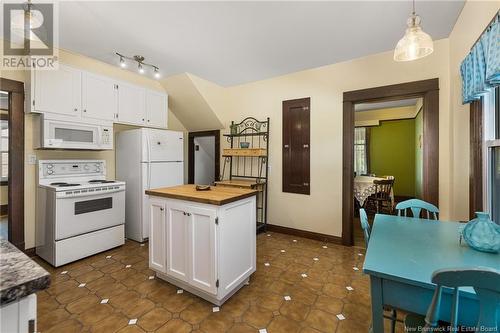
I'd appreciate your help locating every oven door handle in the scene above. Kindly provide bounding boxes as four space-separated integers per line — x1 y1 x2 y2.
56 188 125 199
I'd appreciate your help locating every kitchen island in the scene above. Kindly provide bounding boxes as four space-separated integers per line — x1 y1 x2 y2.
145 184 257 305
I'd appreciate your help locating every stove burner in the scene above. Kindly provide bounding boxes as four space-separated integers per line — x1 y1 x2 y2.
88 180 116 184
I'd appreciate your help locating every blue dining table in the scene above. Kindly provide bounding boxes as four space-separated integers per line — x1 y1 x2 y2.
363 214 500 333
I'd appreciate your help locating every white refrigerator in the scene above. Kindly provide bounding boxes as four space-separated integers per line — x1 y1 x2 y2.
117 128 184 242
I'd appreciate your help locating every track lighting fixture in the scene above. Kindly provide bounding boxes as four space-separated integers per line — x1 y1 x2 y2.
115 52 160 79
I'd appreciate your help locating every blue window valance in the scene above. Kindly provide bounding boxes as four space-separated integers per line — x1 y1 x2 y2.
461 12 500 104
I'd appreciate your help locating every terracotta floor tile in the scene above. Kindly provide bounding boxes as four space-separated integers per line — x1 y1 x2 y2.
304 309 338 333
76 304 115 326
279 300 310 322
266 315 301 333
138 307 172 331
37 308 71 332
55 284 90 304
44 319 83 333
241 305 273 328
75 270 104 284
161 293 196 313
66 294 100 314
180 300 212 324
90 313 129 333
228 323 259 333
199 312 234 333
155 319 192 333
35 233 383 333
117 325 145 333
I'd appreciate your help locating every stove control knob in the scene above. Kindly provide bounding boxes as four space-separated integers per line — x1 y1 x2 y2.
47 164 54 169
47 170 53 175
84 165 90 170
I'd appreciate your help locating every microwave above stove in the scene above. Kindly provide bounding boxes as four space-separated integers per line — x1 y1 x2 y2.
34 114 113 150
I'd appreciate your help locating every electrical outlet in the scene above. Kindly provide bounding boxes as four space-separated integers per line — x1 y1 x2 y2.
27 154 37 165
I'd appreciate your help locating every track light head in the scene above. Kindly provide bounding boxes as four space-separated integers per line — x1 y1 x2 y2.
138 63 145 74
119 56 126 68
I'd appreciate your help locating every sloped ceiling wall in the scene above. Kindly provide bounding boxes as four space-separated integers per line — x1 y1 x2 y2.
159 73 224 131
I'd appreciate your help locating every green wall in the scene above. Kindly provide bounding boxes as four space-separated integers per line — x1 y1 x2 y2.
369 119 416 197
415 110 423 198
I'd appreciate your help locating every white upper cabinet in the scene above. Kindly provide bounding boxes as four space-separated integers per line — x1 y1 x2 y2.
82 72 118 121
117 82 146 126
30 63 169 128
32 64 81 117
146 90 168 129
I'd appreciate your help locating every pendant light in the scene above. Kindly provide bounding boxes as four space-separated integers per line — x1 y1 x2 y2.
10 0 45 42
394 0 434 62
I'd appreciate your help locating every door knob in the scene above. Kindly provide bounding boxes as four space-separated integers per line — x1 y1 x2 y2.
303 144 309 148
284 144 289 148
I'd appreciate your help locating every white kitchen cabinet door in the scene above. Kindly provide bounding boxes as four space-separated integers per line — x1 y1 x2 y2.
117 82 146 125
82 72 117 121
33 64 81 117
166 203 189 282
149 199 167 273
146 90 168 128
187 205 218 295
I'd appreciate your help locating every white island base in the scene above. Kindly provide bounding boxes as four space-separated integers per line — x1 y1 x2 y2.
146 185 257 306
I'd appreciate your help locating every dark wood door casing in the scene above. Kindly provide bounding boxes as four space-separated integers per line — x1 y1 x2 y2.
282 97 310 195
188 130 220 184
469 99 483 219
0 78 25 250
343 78 439 246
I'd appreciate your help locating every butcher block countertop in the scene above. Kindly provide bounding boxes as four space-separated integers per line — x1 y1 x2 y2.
146 184 258 206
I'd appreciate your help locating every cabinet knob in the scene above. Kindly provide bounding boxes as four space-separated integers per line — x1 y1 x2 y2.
183 212 186 215
160 207 164 211
83 109 87 113
187 213 191 216
142 118 145 121
74 108 78 112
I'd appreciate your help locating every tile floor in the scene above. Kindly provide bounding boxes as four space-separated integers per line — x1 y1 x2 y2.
34 232 404 333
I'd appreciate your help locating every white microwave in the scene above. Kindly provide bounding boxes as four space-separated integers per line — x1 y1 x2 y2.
34 115 113 150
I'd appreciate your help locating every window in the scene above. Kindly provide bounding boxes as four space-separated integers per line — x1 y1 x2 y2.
483 86 500 225
0 120 7 182
354 127 369 175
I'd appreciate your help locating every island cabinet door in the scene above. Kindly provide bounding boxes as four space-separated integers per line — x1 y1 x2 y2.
187 205 218 295
165 202 190 282
149 199 167 273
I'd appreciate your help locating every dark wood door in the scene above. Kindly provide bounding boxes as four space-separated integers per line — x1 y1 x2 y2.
282 98 310 195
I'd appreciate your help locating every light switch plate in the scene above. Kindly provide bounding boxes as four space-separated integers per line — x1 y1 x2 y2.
28 154 37 165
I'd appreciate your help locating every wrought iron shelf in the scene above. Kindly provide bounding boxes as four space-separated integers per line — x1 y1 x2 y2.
218 117 270 233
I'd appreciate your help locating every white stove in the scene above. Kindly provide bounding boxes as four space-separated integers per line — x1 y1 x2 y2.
36 160 126 267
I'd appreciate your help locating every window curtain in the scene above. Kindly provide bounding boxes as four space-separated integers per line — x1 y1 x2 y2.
461 12 499 104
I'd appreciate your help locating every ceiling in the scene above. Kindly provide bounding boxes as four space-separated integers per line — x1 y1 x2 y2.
355 98 420 112
56 1 465 86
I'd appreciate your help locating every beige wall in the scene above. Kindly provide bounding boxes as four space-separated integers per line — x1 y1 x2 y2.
190 39 450 237
1 47 186 249
447 0 499 220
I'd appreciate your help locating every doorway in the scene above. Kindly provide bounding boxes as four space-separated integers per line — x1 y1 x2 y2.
0 78 25 250
188 130 220 184
343 79 439 246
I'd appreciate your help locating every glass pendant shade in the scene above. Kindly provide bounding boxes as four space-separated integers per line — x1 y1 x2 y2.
10 7 45 42
394 14 434 62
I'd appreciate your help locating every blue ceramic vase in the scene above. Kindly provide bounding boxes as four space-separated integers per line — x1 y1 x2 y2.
463 212 500 253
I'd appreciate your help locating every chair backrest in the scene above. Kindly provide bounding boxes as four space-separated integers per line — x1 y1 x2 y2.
395 199 439 220
424 267 500 330
359 208 371 247
373 179 393 200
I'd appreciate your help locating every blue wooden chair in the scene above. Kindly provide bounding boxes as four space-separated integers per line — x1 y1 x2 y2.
359 208 398 333
359 208 371 248
405 267 500 332
395 199 439 220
